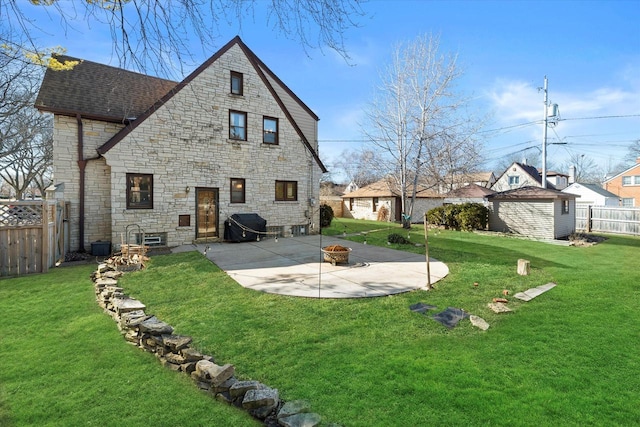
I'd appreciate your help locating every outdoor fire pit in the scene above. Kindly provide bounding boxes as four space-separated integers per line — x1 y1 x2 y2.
321 244 352 265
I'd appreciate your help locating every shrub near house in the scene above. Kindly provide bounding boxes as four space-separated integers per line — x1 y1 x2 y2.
427 203 488 231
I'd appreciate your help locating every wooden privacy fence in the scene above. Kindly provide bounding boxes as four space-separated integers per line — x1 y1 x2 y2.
576 205 640 236
0 200 67 277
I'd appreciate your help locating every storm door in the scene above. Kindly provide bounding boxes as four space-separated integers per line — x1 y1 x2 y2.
196 188 219 239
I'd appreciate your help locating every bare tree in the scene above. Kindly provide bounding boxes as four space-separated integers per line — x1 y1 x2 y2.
0 50 52 199
0 48 43 160
361 33 484 228
623 139 640 166
562 153 605 185
0 108 52 199
1 0 365 76
332 148 382 187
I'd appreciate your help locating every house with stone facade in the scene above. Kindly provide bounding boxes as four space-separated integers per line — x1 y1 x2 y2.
36 36 325 252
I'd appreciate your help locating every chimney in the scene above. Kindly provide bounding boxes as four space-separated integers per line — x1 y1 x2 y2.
569 165 576 184
522 158 527 165
636 157 640 164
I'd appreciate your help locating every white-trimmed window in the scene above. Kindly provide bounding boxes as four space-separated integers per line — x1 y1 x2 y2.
622 198 634 207
561 199 570 214
508 176 520 185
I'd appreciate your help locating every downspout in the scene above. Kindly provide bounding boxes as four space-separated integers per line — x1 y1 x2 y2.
77 114 86 252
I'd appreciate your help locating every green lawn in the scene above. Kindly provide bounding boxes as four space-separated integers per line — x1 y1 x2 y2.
2 219 639 426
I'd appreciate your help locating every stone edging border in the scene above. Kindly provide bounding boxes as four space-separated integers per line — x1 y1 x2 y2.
91 261 333 427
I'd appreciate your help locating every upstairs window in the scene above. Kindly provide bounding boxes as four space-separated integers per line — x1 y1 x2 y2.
263 117 278 144
230 178 246 203
561 199 570 214
622 175 640 186
275 180 297 201
126 173 153 209
230 71 243 95
508 175 520 185
229 110 247 140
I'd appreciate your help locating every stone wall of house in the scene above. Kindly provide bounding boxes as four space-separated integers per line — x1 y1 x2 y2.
91 261 325 426
103 43 321 248
52 115 121 251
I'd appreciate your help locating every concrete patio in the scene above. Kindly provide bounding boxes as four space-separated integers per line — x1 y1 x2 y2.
172 235 448 298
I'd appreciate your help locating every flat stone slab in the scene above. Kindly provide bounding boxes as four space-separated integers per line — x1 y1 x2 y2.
488 302 512 313
469 315 490 330
113 298 146 314
514 282 557 301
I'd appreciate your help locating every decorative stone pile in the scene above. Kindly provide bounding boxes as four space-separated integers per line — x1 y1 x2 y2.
91 260 327 427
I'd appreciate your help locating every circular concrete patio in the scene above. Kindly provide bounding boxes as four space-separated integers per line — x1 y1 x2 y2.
172 235 449 298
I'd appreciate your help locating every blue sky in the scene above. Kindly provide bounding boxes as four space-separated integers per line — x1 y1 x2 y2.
17 0 640 180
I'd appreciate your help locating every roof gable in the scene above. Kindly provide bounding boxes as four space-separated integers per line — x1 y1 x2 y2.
493 162 557 190
35 56 177 123
604 161 640 183
107 37 324 172
563 183 619 199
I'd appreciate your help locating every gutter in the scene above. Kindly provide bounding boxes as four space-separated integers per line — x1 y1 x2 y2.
75 114 101 252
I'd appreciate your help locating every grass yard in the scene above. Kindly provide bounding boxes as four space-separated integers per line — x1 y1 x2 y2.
0 265 258 426
2 219 639 426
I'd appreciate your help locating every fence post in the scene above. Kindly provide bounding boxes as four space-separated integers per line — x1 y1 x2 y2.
42 201 50 273
586 205 592 233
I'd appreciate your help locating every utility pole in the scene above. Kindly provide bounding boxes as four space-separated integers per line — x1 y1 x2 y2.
541 76 549 189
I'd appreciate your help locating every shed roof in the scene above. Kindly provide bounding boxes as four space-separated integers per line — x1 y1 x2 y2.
487 186 578 200
563 183 619 198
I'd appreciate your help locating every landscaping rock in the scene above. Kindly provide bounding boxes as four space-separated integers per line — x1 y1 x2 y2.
209 363 236 386
162 334 192 351
469 315 490 331
165 352 186 365
230 380 262 399
242 387 279 410
195 359 216 379
487 302 512 313
181 347 206 362
212 377 237 394
279 412 322 427
139 316 174 335
95 277 119 287
278 400 312 419
113 298 146 314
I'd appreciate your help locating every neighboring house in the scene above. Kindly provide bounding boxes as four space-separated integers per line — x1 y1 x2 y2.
486 186 578 240
35 36 326 252
438 171 496 193
603 158 640 207
342 178 443 222
544 170 569 190
492 162 556 192
562 183 620 206
443 183 495 205
491 162 568 192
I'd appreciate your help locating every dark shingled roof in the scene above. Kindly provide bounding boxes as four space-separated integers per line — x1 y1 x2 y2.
35 56 177 123
487 186 577 200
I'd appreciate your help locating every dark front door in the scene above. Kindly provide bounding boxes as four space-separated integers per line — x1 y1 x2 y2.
196 188 218 239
